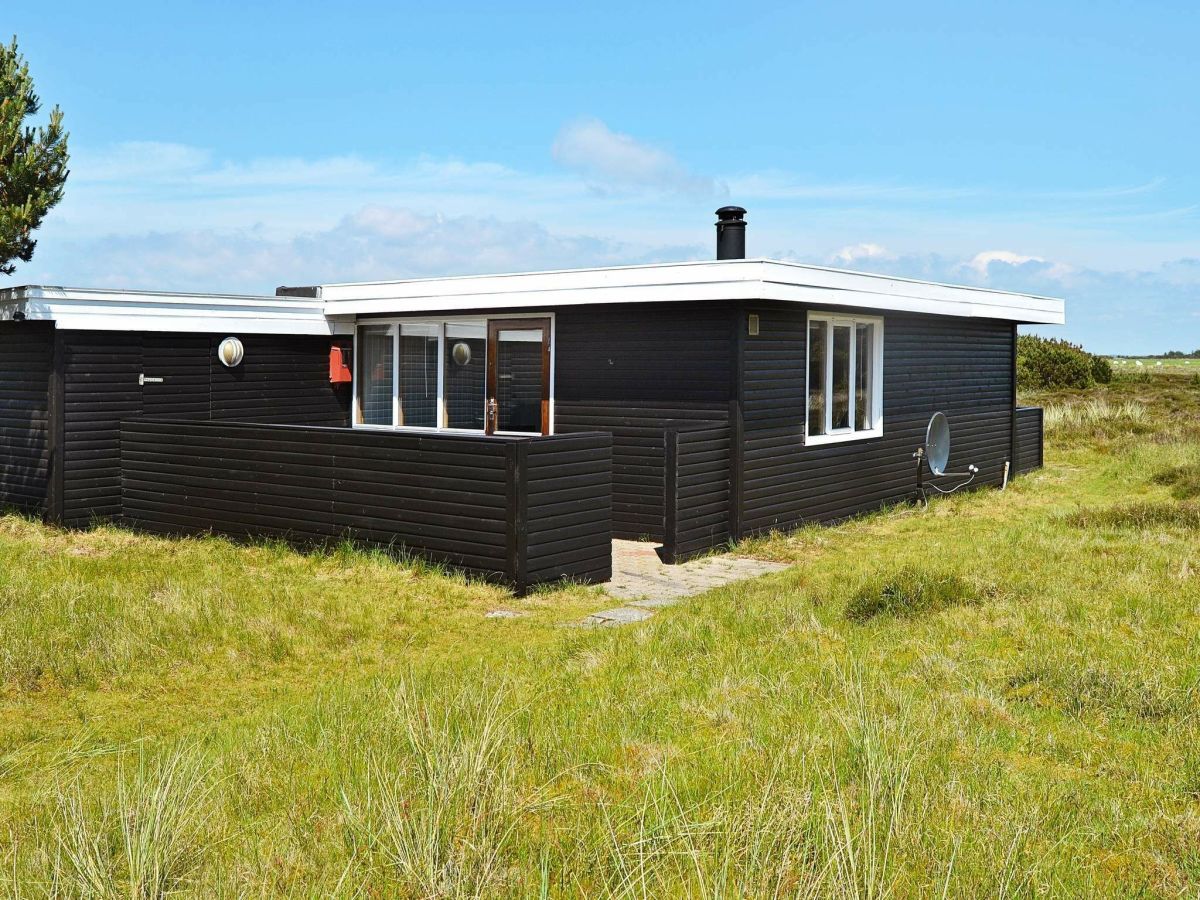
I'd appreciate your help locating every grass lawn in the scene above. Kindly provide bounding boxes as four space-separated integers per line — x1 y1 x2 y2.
1 373 1198 897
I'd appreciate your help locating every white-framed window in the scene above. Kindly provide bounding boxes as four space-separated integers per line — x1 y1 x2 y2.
805 311 884 445
352 314 555 435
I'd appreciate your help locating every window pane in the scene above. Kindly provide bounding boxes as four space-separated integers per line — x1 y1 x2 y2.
356 325 393 425
443 322 486 429
808 320 827 436
832 324 851 430
855 323 874 430
398 324 438 428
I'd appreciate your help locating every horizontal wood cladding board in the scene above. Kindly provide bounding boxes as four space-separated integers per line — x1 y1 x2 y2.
524 434 613 584
58 331 351 527
143 334 211 419
332 432 510 567
557 401 727 540
121 421 510 571
1015 407 1044 473
554 302 733 404
120 421 612 587
0 322 53 511
62 332 143 524
740 306 1016 533
664 423 731 562
209 335 350 425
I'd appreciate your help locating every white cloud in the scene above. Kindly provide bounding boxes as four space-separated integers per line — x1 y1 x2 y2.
551 117 722 196
968 249 1044 275
968 250 1073 281
785 245 1199 354
832 243 891 265
22 205 703 294
76 141 213 182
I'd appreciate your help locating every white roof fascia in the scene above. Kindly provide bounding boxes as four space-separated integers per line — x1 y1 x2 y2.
316 258 1065 325
0 286 352 335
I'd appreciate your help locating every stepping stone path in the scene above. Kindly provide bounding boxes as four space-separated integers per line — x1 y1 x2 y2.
580 539 789 627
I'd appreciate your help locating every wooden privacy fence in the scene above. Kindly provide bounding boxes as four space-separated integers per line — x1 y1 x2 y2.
1015 406 1044 474
662 420 732 564
119 419 612 593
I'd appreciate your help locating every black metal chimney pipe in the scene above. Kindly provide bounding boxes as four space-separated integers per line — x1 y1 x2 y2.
715 206 747 259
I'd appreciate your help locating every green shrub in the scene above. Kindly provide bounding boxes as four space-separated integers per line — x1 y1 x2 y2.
845 567 993 621
1017 334 1110 391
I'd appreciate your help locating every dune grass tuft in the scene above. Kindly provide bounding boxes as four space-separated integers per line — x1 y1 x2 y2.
1151 463 1200 499
342 680 553 898
1042 398 1147 431
1064 500 1200 530
41 746 219 899
844 567 994 622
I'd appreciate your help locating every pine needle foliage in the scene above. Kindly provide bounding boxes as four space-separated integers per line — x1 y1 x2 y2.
0 36 69 275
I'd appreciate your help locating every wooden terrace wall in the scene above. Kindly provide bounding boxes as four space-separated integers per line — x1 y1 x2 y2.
119 419 611 593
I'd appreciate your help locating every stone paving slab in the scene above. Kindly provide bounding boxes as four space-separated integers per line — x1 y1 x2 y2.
580 606 655 627
577 540 789 627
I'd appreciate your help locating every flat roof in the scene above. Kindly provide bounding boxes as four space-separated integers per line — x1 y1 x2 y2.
0 285 350 335
0 258 1067 333
310 258 1065 325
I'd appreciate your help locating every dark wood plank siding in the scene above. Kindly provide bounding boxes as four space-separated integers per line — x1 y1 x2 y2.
142 335 211 418
556 402 726 539
211 335 350 425
0 322 53 511
61 331 144 525
333 430 511 571
741 305 1016 535
663 422 731 563
120 420 610 589
524 433 613 585
58 331 351 527
121 422 339 545
1015 406 1043 473
553 303 733 539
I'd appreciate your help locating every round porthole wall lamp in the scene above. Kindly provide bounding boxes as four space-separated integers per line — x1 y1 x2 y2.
451 341 472 365
217 336 245 368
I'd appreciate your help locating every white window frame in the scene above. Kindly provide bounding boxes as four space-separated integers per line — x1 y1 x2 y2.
804 311 884 446
351 312 556 435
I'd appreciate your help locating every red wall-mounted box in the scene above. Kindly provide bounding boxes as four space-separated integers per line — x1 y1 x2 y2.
329 345 352 383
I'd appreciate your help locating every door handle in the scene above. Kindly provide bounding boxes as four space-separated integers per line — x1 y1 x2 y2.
487 398 497 429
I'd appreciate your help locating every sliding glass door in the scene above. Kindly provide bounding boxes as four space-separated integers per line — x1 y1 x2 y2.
354 316 552 435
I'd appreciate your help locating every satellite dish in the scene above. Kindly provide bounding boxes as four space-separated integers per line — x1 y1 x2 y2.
913 412 979 503
925 412 951 476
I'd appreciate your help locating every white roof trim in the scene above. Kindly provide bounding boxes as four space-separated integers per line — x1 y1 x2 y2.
0 285 351 335
316 258 1065 325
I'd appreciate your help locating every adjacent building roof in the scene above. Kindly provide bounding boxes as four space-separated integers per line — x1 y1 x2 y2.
311 258 1065 325
0 285 349 335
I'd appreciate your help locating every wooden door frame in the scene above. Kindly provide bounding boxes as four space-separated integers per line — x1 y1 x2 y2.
486 317 552 435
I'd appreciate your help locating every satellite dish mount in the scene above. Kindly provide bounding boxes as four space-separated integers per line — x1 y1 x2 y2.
913 411 979 504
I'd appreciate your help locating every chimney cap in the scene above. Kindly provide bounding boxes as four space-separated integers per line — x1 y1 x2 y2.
715 206 747 222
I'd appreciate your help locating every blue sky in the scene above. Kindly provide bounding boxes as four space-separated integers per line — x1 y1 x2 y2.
6 0 1199 352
